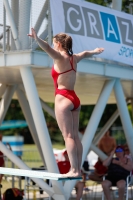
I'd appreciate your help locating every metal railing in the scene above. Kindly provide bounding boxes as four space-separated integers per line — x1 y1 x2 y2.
0 24 10 51
4 149 43 169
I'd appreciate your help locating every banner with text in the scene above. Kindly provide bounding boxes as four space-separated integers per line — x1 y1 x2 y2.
50 0 133 66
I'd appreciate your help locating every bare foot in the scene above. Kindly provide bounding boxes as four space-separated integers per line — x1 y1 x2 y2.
62 170 81 177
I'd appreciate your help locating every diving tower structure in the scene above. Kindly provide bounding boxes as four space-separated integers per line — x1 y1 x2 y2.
0 0 133 199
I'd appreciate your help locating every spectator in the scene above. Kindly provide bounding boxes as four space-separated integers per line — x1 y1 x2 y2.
102 146 133 200
0 134 5 185
81 160 89 191
123 143 132 160
89 157 108 182
57 150 85 200
98 129 116 156
3 188 24 200
78 128 90 189
123 143 133 185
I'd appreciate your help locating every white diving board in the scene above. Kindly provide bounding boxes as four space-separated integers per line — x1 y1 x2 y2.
0 167 82 181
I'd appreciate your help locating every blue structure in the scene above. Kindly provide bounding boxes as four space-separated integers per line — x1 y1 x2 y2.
2 136 24 156
0 120 27 130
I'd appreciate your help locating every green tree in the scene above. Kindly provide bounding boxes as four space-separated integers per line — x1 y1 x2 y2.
79 104 122 131
85 0 133 14
128 104 133 122
3 100 62 144
85 0 111 7
1 99 132 145
2 100 34 143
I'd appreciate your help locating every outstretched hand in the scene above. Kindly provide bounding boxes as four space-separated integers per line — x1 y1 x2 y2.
27 28 37 40
93 47 104 54
110 147 116 156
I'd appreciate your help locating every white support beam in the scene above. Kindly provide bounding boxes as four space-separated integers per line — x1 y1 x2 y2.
40 98 55 119
0 85 17 124
34 0 48 34
93 109 119 145
47 0 52 67
79 131 107 161
3 0 21 50
90 143 107 161
16 88 45 164
114 79 133 158
0 51 133 81
3 5 6 51
0 84 7 98
82 79 115 162
19 0 31 50
0 141 54 196
48 0 52 46
112 0 122 11
11 0 19 50
93 99 129 145
64 79 116 199
19 67 65 197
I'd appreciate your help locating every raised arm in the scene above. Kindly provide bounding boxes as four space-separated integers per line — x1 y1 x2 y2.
27 28 61 60
113 157 133 171
75 48 104 63
103 148 115 167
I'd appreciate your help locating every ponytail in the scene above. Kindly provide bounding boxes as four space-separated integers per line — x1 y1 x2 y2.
54 33 73 56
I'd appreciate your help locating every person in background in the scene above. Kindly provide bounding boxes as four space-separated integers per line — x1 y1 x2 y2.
0 134 5 200
123 143 132 160
78 128 90 190
123 143 133 185
28 28 104 177
89 157 107 182
98 129 116 156
57 150 85 200
0 134 5 185
102 146 133 200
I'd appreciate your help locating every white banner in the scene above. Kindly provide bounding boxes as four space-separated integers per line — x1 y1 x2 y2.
50 0 133 66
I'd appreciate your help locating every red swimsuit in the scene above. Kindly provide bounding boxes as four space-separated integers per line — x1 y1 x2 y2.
51 56 80 110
